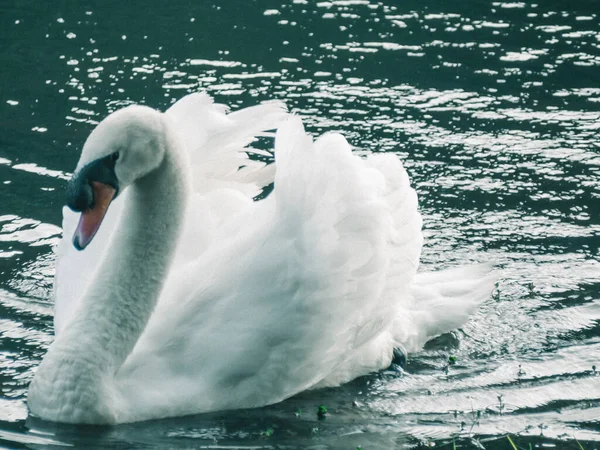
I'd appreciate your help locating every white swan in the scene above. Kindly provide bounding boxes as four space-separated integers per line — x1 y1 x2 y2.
27 93 496 424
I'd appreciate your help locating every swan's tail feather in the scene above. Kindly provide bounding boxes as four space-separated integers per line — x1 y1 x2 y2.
394 264 497 352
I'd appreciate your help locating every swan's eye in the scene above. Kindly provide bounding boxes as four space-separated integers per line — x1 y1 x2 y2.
111 152 120 162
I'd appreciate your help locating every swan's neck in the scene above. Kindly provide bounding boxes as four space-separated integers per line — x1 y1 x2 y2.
69 147 189 367
29 125 190 422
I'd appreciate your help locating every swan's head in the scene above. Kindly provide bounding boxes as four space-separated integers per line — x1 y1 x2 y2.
66 105 167 250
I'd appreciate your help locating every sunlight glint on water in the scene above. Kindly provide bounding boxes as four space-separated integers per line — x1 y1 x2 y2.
0 0 599 447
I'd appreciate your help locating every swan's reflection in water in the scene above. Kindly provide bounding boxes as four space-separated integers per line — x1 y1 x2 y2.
22 385 418 449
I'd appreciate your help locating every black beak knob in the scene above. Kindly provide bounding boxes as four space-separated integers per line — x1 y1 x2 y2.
66 172 94 212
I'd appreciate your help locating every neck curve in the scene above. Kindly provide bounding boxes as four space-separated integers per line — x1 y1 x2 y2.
28 116 190 423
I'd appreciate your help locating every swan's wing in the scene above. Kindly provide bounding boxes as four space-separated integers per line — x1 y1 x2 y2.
166 92 287 197
54 93 287 335
115 117 424 419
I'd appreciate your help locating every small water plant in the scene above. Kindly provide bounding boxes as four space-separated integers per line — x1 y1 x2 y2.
526 282 535 297
492 288 500 301
260 427 274 438
444 355 458 374
317 404 327 420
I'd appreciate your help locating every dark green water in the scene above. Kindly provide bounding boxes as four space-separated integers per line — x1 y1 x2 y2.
1 0 599 448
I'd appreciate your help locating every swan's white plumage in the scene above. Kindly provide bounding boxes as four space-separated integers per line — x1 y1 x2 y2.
41 93 495 424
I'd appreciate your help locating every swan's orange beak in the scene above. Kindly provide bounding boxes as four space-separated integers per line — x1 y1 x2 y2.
73 181 116 250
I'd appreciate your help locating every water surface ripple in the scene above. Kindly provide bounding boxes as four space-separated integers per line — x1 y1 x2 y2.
0 0 599 448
